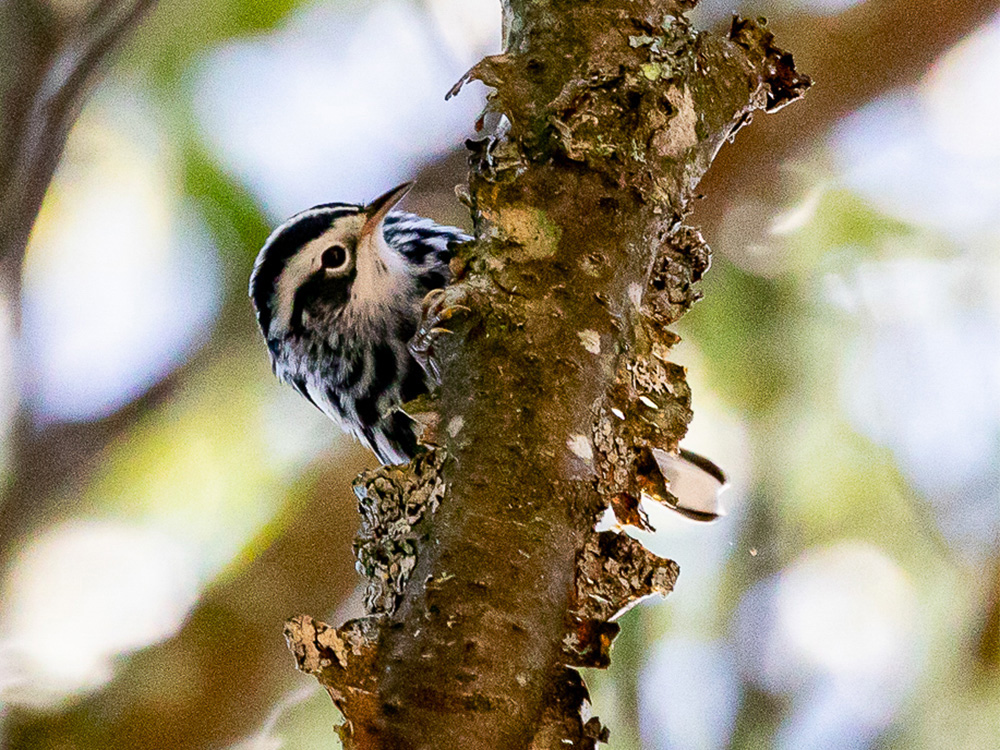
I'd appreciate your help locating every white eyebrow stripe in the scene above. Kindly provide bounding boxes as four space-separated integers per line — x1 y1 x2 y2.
272 236 324 332
251 206 360 288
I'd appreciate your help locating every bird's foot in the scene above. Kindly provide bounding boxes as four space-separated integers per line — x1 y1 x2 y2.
409 287 471 385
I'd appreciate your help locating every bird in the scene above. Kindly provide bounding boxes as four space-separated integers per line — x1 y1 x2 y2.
250 181 727 521
249 181 470 465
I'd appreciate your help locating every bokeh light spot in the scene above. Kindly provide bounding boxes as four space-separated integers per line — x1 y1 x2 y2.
0 520 200 707
21 84 221 423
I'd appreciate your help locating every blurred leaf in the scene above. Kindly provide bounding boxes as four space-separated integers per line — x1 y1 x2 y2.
794 188 914 263
894 670 1000 750
122 0 306 87
681 259 798 415
80 344 327 579
777 415 933 560
181 141 271 274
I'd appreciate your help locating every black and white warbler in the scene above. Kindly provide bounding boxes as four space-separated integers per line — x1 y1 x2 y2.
249 182 469 465
250 182 727 520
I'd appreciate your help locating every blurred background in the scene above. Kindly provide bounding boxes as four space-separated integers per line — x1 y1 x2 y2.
0 0 998 747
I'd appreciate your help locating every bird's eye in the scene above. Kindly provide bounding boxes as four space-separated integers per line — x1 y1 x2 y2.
321 244 348 270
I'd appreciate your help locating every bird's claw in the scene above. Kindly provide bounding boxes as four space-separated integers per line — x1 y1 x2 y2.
409 288 470 385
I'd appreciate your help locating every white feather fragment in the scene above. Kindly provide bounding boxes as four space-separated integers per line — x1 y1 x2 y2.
611 407 626 420
639 395 659 409
650 447 727 521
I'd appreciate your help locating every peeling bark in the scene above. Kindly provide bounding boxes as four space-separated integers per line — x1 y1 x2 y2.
285 1 808 747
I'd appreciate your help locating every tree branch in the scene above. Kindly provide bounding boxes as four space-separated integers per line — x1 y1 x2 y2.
286 2 808 747
0 0 156 551
0 0 156 305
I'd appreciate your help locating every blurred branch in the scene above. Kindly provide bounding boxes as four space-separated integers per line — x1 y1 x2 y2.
696 0 1000 229
0 0 156 307
0 0 155 538
0 0 156 590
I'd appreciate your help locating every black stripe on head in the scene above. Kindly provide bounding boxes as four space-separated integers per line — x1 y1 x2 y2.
288 263 354 335
249 203 361 338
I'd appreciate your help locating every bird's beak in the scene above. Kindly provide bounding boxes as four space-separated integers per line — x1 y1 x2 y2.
362 181 414 238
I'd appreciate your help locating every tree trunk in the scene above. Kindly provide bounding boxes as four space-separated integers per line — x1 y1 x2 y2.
284 1 809 747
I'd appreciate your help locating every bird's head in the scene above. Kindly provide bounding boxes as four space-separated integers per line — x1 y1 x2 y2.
248 182 415 350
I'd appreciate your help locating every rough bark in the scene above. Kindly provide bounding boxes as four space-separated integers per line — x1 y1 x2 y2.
284 1 809 747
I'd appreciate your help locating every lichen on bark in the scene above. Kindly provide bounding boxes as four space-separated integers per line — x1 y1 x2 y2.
352 449 447 614
283 2 809 747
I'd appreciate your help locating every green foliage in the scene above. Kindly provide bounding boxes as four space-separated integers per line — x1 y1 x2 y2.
81 349 312 576
181 141 272 274
124 0 304 87
681 260 797 415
